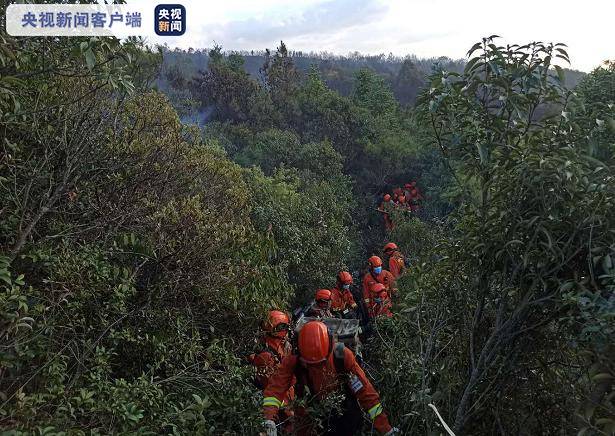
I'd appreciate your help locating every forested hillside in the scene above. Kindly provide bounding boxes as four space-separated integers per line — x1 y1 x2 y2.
1 27 614 436
157 43 586 121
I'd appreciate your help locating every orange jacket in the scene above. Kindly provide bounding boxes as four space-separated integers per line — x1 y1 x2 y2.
362 270 397 304
330 285 357 314
387 251 405 279
367 292 393 319
263 346 392 434
250 336 295 416
250 336 292 389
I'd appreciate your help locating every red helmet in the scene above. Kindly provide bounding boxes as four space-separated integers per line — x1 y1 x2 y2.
370 283 386 294
383 242 398 253
337 271 353 285
368 256 382 267
263 310 290 338
298 321 330 364
315 289 332 306
383 194 391 202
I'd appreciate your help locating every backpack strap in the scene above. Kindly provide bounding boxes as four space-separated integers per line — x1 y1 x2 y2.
333 342 347 375
261 343 282 364
294 358 316 396
333 342 366 397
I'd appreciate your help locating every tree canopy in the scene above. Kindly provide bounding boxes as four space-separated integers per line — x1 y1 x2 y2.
1 31 613 435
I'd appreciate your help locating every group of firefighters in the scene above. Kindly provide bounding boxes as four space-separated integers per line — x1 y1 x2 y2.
249 242 408 435
378 181 423 230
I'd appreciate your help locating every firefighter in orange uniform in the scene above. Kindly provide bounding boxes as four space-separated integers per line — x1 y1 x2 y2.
362 256 397 306
383 242 406 279
330 271 358 317
367 283 393 319
249 311 294 427
305 289 334 318
262 321 398 435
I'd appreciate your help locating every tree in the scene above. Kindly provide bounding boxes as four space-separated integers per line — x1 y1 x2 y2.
1 34 292 434
190 46 276 126
406 37 615 434
260 41 301 124
576 61 615 161
1 35 157 259
393 58 426 106
353 68 398 118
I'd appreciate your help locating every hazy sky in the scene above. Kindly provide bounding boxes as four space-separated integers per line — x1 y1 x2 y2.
136 0 615 72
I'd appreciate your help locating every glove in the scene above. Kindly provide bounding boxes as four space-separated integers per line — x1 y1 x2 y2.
263 419 277 436
384 427 401 435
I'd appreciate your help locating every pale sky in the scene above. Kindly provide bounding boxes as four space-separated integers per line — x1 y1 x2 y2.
131 0 615 72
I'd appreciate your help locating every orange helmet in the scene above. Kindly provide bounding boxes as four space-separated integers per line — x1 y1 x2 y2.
383 242 398 253
337 271 353 285
298 321 330 364
315 289 332 307
263 310 290 338
370 283 386 294
368 256 382 267
383 194 391 202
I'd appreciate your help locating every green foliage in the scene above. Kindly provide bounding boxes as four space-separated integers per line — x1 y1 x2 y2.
0 33 293 433
244 166 357 299
261 42 301 124
190 47 276 126
379 37 615 434
235 129 343 179
394 59 426 106
576 61 615 160
353 68 398 118
4 29 611 436
293 67 365 161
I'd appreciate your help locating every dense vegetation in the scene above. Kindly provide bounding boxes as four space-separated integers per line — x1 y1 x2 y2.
158 44 586 119
1 26 614 436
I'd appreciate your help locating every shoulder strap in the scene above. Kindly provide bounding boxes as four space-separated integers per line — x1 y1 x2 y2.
261 343 282 364
333 342 347 375
294 358 316 396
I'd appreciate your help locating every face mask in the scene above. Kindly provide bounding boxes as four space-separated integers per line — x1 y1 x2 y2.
373 266 382 274
342 284 350 290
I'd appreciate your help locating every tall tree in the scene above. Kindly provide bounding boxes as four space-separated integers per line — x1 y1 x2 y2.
260 41 301 124
393 58 426 106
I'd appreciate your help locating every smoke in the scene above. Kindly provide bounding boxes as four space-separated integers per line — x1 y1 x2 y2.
181 105 214 127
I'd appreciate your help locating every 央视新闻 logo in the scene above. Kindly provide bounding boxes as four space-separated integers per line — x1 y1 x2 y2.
155 4 185 36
